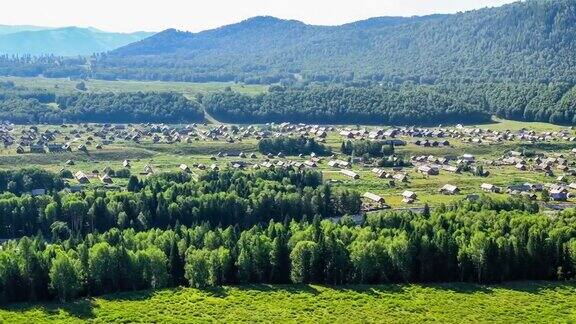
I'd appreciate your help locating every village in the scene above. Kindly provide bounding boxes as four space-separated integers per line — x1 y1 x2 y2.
2 119 576 210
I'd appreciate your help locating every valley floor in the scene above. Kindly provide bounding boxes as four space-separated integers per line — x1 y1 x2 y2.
1 281 575 323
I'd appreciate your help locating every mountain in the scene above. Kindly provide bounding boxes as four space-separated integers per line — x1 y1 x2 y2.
0 27 154 56
101 0 576 84
0 25 51 35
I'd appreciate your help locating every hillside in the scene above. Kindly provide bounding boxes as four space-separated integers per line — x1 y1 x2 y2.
0 27 153 56
2 283 576 322
98 0 576 83
0 25 49 35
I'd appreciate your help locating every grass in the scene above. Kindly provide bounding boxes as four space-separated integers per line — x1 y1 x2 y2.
0 76 268 97
478 117 566 132
1 282 575 323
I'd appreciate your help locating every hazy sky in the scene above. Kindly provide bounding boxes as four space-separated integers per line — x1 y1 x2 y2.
1 0 517 33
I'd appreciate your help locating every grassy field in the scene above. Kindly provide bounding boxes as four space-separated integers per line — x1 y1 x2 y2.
478 117 565 132
0 76 268 97
1 282 575 323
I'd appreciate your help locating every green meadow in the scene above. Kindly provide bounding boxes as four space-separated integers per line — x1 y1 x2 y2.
1 282 575 323
0 76 267 97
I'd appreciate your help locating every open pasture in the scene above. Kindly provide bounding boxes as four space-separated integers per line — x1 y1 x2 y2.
1 282 575 323
0 76 267 97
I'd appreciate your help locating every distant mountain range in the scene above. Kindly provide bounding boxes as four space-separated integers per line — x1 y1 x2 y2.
100 0 576 83
0 0 574 84
0 26 154 56
0 25 50 35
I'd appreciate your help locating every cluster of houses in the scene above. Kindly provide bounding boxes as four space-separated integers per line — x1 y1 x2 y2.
276 123 330 140
7 123 272 154
411 153 482 176
8 122 338 154
5 121 576 209
360 190 419 210
11 124 106 154
74 170 117 185
489 151 576 178
505 182 576 201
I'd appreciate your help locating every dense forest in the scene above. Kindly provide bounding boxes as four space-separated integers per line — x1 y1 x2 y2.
0 82 204 123
2 194 576 304
0 1 576 125
56 92 204 123
203 82 576 125
1 1 575 85
0 168 360 239
0 56 89 79
203 86 490 125
3 79 576 125
437 82 576 125
0 168 64 195
101 0 576 84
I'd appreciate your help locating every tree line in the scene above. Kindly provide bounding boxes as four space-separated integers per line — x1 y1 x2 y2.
204 82 576 126
203 86 491 125
436 82 576 125
2 196 576 304
0 168 361 239
5 79 576 126
258 137 331 156
340 140 394 158
0 168 64 195
55 92 204 123
0 84 204 124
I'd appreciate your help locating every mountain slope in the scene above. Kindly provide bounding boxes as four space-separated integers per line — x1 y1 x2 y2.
102 0 576 83
0 25 50 35
0 27 154 56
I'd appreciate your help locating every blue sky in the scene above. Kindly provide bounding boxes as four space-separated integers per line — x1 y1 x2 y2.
1 0 517 32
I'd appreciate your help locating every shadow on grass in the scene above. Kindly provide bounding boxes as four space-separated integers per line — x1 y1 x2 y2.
3 280 576 316
411 280 576 295
495 280 576 294
2 298 99 320
327 284 407 296
232 284 322 296
98 288 158 302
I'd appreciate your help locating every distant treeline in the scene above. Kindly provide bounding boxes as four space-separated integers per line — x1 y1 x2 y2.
436 82 576 125
0 82 203 123
0 56 88 79
204 82 576 125
3 77 576 125
3 196 576 304
55 92 204 123
203 86 491 125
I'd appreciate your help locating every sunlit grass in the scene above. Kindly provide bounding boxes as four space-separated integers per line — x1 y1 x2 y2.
1 282 575 323
0 76 267 97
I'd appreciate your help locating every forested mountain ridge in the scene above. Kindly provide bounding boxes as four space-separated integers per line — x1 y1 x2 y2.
100 0 576 84
0 1 575 125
